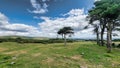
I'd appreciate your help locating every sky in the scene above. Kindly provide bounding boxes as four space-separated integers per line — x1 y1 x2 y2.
0 0 119 39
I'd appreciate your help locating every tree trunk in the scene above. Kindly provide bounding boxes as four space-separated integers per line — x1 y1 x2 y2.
110 31 112 41
100 19 106 46
96 31 100 45
101 28 105 46
57 34 58 39
107 23 112 53
64 34 67 46
62 34 64 39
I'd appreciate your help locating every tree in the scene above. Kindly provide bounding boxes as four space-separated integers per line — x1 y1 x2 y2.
100 0 120 52
93 24 100 45
57 27 74 46
86 8 105 46
84 21 100 45
57 29 64 39
88 0 120 52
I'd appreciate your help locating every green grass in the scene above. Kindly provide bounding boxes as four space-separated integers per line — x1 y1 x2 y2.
0 41 120 68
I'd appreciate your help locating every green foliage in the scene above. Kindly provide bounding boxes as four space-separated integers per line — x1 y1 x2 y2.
102 4 120 19
57 27 74 35
95 0 120 19
57 27 74 46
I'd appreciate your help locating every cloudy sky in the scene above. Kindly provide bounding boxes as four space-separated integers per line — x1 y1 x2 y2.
0 0 119 39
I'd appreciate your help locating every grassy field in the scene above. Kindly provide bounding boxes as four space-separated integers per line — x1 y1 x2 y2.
0 41 120 68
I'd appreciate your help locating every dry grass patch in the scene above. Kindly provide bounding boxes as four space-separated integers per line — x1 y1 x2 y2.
71 55 90 68
111 61 120 68
71 55 82 60
41 57 54 64
4 50 27 55
0 47 8 52
46 58 54 63
32 53 41 57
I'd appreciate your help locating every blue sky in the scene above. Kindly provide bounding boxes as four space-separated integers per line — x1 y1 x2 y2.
1 0 114 39
0 0 94 26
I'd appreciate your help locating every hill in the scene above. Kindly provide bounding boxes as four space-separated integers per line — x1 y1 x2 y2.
0 36 49 40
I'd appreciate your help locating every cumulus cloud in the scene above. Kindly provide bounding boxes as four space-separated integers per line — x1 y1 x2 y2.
94 0 101 2
1 8 119 39
62 9 85 16
28 0 49 14
0 12 42 37
0 13 9 25
38 9 95 38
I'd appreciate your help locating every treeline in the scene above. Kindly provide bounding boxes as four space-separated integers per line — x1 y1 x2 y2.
0 37 74 44
113 39 120 41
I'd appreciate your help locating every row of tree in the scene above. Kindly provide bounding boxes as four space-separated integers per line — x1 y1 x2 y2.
86 0 120 52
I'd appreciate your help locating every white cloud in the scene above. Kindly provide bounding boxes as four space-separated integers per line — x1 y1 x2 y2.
38 9 120 39
94 0 101 2
1 9 119 39
62 9 84 16
0 12 42 37
38 9 94 38
0 12 9 25
28 0 48 14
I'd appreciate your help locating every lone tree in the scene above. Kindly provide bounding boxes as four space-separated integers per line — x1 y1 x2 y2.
57 27 74 46
57 29 64 39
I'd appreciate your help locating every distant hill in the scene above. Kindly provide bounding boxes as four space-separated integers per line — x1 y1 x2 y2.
0 36 49 40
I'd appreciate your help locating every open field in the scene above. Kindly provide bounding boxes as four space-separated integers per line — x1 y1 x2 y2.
0 41 120 68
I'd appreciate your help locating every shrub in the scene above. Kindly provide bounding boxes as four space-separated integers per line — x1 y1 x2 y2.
112 43 116 48
117 44 120 48
0 40 3 43
16 37 23 43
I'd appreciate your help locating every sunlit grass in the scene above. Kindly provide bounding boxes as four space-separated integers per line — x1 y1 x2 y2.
0 41 120 68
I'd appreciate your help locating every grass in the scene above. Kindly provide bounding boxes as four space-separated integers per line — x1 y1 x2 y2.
0 41 120 68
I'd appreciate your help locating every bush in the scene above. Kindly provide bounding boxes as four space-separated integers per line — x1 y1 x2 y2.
117 44 120 48
16 37 23 43
0 40 3 43
112 43 116 48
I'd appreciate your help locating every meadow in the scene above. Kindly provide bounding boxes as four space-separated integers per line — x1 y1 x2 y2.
0 41 120 68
